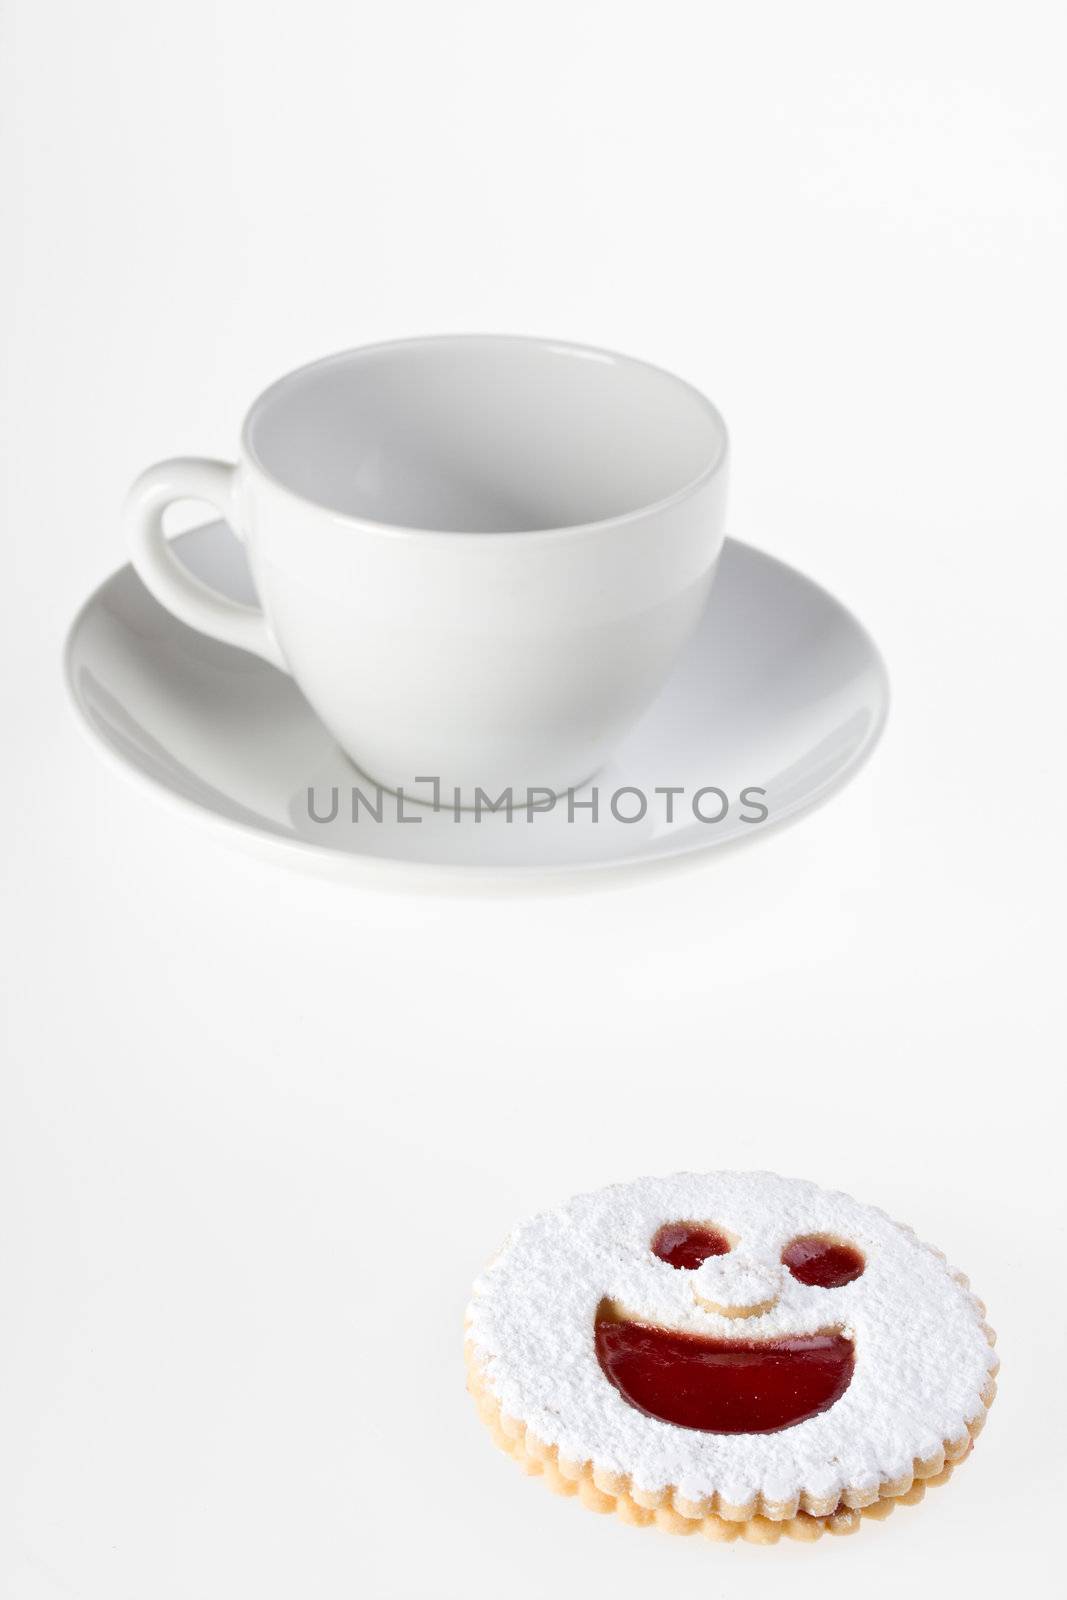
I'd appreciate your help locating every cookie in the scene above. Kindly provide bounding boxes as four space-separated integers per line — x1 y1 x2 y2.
465 1171 997 1542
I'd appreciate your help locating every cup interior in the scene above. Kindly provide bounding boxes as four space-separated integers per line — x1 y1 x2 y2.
243 337 725 533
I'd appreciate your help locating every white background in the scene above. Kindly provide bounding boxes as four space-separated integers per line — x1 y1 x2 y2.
2 2 1065 1595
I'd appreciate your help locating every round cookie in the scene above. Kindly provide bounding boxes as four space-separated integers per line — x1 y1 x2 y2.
465 1171 997 1540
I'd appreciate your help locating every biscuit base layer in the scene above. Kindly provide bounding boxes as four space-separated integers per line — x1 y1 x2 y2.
465 1342 996 1544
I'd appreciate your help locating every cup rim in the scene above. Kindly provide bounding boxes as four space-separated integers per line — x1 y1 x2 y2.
240 333 728 540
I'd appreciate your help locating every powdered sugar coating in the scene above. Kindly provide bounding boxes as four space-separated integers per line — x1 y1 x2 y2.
466 1172 996 1506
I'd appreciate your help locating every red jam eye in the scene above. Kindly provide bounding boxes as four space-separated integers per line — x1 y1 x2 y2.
782 1235 865 1288
651 1222 732 1270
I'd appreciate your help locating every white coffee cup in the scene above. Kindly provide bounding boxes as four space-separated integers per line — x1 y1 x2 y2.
125 336 728 803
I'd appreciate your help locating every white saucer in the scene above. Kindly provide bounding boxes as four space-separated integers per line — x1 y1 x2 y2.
65 524 888 879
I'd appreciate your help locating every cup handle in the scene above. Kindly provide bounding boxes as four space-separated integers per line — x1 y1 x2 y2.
124 457 287 670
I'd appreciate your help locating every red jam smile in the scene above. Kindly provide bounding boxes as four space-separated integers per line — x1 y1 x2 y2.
595 1310 855 1434
782 1235 866 1288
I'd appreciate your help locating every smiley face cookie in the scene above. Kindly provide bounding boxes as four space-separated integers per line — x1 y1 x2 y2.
465 1172 997 1543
